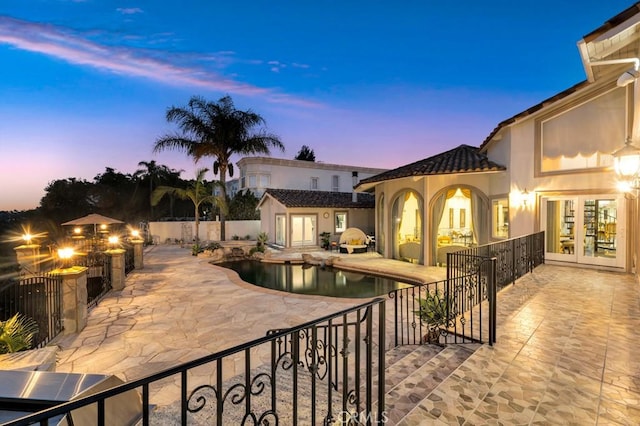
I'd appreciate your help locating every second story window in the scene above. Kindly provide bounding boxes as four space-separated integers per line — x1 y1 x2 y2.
249 175 257 188
260 174 270 188
311 177 319 190
332 175 340 192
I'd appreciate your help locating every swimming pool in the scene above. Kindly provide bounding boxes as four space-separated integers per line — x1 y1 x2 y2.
217 260 413 298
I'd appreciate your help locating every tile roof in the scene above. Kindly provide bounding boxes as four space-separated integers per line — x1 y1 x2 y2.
355 144 506 188
262 189 375 208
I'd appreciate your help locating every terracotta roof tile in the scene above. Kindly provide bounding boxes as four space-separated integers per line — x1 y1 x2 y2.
263 189 375 208
356 144 506 188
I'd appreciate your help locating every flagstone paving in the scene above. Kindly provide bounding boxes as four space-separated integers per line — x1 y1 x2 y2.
52 245 640 425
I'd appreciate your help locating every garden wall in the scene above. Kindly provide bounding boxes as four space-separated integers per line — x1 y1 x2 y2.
148 220 260 244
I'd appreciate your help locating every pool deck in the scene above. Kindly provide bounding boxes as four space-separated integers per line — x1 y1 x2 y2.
50 244 640 424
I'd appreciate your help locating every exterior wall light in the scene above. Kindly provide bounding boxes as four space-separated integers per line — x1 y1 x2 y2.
613 137 640 191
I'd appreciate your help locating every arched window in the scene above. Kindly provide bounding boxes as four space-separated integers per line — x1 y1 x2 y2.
391 190 423 263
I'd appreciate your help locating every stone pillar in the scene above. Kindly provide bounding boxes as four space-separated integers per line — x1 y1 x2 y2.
13 244 42 275
131 239 144 270
107 249 126 291
52 267 88 334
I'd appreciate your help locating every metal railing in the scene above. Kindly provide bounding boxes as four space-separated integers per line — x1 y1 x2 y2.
75 252 112 308
0 274 63 348
389 232 544 348
389 258 497 347
447 232 544 289
125 244 135 275
4 299 386 426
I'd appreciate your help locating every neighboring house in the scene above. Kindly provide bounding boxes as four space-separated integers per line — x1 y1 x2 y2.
258 189 375 248
213 178 239 198
236 156 387 198
356 2 640 272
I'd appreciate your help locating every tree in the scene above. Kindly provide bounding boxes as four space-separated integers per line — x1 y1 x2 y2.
227 190 260 220
295 145 316 161
151 168 219 243
153 95 284 240
135 161 183 219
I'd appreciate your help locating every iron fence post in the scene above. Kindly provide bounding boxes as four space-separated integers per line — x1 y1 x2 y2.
489 258 497 345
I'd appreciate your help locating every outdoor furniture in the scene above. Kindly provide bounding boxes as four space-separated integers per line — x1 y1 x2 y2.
339 227 369 254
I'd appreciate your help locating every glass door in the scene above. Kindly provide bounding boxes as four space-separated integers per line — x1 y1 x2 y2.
543 198 578 262
577 197 623 267
542 195 625 268
275 214 286 246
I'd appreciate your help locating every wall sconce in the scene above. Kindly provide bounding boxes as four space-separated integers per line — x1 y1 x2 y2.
58 247 75 269
522 189 530 207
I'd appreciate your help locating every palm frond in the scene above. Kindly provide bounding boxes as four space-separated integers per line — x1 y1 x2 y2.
0 313 39 354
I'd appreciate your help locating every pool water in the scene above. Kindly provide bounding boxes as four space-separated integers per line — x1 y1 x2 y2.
217 260 413 298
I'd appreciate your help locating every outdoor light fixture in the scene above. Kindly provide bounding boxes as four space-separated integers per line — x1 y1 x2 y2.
22 233 33 245
108 236 119 246
131 230 140 239
74 227 82 235
57 247 75 268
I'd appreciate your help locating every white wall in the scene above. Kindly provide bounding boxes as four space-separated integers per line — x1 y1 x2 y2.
149 220 260 243
237 157 388 197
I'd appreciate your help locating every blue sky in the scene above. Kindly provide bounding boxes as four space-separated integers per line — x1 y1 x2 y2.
0 0 635 210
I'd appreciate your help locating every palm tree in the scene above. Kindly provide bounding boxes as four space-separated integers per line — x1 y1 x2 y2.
135 161 183 219
151 168 220 243
153 95 284 240
0 313 39 354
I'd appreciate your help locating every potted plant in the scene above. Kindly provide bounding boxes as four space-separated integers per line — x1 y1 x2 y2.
320 232 332 250
414 290 452 345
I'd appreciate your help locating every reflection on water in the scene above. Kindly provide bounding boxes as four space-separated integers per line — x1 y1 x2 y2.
218 260 413 298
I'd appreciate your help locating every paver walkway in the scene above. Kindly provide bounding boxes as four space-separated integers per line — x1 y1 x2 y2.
53 245 640 424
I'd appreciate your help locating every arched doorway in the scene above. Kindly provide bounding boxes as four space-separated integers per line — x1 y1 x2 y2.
391 190 423 263
431 187 489 265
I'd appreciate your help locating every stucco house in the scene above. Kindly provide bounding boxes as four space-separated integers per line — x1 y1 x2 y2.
356 2 640 272
257 189 375 248
237 156 387 198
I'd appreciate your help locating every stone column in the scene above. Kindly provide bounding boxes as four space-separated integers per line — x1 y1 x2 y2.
52 266 88 334
107 249 126 291
131 239 144 270
13 244 42 275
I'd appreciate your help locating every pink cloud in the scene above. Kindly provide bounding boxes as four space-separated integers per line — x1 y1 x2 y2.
0 16 320 108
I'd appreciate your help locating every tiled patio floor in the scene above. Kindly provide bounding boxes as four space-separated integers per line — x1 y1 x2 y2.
54 245 640 424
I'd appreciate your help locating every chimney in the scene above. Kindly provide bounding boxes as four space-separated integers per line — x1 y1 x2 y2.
352 171 358 203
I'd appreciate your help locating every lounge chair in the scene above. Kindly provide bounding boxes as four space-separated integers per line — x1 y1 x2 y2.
339 228 369 254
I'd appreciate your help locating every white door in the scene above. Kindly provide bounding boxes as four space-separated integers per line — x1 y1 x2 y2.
291 215 316 247
541 195 625 268
275 215 286 246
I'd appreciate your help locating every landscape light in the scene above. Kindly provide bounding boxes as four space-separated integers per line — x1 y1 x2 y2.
57 247 75 268
22 233 33 245
131 230 140 239
108 236 119 245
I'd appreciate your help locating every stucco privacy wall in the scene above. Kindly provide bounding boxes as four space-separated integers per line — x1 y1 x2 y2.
149 221 260 243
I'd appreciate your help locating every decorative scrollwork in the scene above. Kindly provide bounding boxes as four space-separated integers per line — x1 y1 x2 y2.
187 384 219 413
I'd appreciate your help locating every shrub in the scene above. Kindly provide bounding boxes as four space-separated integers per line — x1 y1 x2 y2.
232 235 240 240
0 313 39 354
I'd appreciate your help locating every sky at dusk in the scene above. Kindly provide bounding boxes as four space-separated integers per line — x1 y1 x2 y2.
0 0 635 210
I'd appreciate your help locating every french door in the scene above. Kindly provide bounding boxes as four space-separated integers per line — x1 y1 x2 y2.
291 215 316 247
542 195 625 268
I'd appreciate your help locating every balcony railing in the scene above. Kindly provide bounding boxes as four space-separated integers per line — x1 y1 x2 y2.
4 299 386 426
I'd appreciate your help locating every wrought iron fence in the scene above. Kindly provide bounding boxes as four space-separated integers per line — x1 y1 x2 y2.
74 252 112 308
3 299 386 426
389 258 497 347
447 231 544 289
0 274 63 348
125 244 135 275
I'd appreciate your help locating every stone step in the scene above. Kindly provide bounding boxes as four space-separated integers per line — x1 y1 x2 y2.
384 344 479 425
